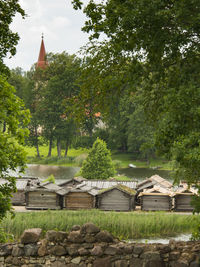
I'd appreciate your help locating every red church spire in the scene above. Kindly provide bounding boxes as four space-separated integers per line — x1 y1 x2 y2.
36 34 48 69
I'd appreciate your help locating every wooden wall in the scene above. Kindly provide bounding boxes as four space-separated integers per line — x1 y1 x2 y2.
174 195 194 211
98 189 134 211
12 191 26 206
65 192 95 210
140 195 172 211
26 190 61 210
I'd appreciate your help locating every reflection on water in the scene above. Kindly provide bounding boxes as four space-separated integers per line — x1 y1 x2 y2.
118 167 171 181
130 233 191 244
11 164 80 181
10 164 171 182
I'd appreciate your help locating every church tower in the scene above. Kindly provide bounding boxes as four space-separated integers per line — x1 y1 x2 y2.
36 34 48 69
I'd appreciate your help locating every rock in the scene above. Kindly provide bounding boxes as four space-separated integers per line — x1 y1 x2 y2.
24 244 38 256
68 231 84 243
169 251 180 260
12 257 22 266
50 245 67 256
114 260 129 267
123 245 133 254
51 261 67 267
91 245 103 256
141 251 161 261
71 257 81 264
21 228 42 244
95 230 114 243
0 244 13 256
12 245 24 257
67 245 80 256
46 230 68 243
105 245 119 255
144 260 164 267
93 257 112 267
133 245 144 255
71 225 81 231
130 258 144 267
80 223 100 234
38 239 48 256
78 248 89 256
84 234 96 243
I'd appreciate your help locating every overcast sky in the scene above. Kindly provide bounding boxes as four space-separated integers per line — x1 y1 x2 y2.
4 0 90 71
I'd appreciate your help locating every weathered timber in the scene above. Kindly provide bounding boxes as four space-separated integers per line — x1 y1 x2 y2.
97 185 136 211
65 191 96 210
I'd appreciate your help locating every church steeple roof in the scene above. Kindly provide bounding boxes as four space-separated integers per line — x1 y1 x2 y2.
36 34 48 69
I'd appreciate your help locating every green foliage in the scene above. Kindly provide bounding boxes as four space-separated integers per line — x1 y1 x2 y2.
0 76 29 221
0 0 25 74
80 138 116 179
0 226 14 243
72 0 200 184
42 174 55 184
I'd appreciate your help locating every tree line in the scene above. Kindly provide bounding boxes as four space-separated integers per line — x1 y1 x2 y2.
8 53 156 160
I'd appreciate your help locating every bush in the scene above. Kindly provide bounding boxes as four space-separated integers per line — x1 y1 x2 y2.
112 160 122 169
74 153 88 166
80 138 116 179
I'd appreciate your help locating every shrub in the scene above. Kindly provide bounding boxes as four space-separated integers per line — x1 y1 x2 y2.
80 138 116 179
74 153 88 166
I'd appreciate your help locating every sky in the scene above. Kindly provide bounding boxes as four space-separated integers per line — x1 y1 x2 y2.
4 0 90 71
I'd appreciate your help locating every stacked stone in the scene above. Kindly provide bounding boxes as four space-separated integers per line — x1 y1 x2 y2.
0 223 199 266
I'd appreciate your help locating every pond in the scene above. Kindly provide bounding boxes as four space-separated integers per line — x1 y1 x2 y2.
130 233 192 244
13 164 171 182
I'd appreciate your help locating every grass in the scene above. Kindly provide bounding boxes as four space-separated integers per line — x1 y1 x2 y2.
24 146 89 166
2 210 199 241
112 152 173 170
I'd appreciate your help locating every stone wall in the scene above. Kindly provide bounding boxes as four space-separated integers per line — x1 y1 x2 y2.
0 223 199 267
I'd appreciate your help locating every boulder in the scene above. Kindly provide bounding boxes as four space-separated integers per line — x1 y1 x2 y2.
21 228 42 244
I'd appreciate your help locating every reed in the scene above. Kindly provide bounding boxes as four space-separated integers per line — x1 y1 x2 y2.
2 210 199 241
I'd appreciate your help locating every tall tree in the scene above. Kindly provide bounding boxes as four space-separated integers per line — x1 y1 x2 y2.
0 0 28 224
0 0 25 74
38 52 81 157
72 0 200 184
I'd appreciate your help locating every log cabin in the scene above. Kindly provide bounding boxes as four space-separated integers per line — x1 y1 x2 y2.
173 185 198 212
25 181 67 210
139 185 172 211
97 184 136 211
64 187 98 210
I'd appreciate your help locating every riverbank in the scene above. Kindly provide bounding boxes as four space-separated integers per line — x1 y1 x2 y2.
3 209 199 241
24 145 172 170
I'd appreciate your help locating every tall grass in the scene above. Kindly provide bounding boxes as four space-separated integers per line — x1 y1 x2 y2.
2 210 199 241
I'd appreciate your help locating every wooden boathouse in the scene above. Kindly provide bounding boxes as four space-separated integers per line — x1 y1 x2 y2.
64 188 98 210
139 185 172 211
97 184 136 211
25 181 67 210
173 185 198 212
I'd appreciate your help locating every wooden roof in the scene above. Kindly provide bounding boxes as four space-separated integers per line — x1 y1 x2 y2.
26 181 68 196
98 184 136 196
174 185 198 196
137 175 172 191
78 180 137 190
138 185 173 197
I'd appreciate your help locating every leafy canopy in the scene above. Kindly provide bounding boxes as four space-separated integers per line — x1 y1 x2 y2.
0 0 29 222
72 0 200 185
80 138 116 179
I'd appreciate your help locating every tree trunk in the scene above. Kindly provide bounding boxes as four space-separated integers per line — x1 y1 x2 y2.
64 140 69 157
57 139 61 157
48 138 53 157
3 121 6 132
35 126 40 158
